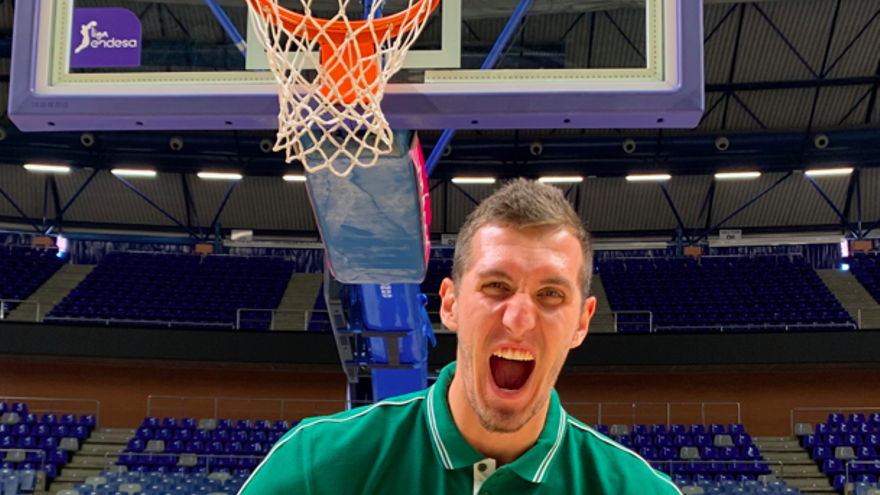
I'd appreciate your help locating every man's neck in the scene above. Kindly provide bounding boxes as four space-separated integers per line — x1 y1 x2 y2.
447 374 549 466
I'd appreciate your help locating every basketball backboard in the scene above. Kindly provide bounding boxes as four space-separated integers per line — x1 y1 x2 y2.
8 0 703 132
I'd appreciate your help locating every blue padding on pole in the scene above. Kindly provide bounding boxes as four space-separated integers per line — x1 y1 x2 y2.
203 0 247 57
358 284 433 401
304 130 429 284
361 284 421 331
372 368 427 401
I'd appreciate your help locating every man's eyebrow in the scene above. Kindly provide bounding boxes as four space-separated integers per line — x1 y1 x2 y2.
540 277 575 290
476 269 513 280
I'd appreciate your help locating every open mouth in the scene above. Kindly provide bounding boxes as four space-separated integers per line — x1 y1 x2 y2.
489 349 536 392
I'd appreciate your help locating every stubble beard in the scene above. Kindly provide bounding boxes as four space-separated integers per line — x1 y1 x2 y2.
458 338 563 434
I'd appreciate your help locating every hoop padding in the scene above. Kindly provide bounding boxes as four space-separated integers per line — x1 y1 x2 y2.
247 0 440 177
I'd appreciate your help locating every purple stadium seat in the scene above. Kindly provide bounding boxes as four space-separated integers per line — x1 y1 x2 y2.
161 418 178 430
126 438 145 452
180 418 197 430
651 425 667 436
271 420 290 432
254 420 272 431
185 441 205 454
173 429 192 441
135 427 153 440
632 425 649 436
633 435 652 447
142 417 160 429
11 403 28 416
812 446 832 460
40 437 58 450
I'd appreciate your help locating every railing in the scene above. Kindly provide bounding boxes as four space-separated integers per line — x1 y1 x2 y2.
856 308 880 330
612 310 653 333
790 406 880 436
234 308 330 331
654 322 857 333
146 395 371 423
664 459 786 480
0 299 41 322
42 316 234 329
560 402 741 429
844 460 880 486
102 451 264 473
0 396 100 425
0 448 48 491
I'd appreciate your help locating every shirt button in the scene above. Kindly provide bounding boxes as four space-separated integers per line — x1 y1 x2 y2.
478 463 487 472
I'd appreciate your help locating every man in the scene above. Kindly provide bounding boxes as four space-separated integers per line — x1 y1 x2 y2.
240 179 681 494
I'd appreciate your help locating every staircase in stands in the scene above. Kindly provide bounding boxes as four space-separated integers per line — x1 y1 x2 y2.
756 436 835 493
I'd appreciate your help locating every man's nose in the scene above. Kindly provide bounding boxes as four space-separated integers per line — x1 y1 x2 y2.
501 292 537 339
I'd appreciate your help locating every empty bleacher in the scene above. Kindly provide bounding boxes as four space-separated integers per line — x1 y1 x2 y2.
116 416 294 476
44 253 295 330
845 254 880 305
57 469 245 495
796 413 880 494
593 422 772 483
0 248 65 320
0 400 102 495
598 256 854 333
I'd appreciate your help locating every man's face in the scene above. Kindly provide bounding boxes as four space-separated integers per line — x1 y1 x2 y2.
440 224 596 433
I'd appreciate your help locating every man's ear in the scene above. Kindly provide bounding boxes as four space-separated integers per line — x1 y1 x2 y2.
439 278 458 332
571 296 596 349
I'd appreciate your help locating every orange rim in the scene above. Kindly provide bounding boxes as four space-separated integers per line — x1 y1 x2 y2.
247 0 441 42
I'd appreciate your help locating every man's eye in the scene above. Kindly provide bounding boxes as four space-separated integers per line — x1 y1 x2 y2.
483 282 508 292
540 289 565 300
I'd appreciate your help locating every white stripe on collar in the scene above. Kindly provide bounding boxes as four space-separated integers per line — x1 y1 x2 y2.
532 405 567 482
427 384 454 469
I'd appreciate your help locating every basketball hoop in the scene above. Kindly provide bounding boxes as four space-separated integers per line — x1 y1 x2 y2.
246 0 441 176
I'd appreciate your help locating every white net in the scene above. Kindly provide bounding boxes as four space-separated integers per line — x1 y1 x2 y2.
247 0 439 177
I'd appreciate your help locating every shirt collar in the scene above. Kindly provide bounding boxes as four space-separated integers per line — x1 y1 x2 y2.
424 361 567 484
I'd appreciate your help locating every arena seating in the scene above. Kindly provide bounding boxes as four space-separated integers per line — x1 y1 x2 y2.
306 284 330 332
117 417 296 474
0 248 64 316
61 469 246 495
46 253 295 330
598 256 854 333
797 413 880 493
844 253 880 304
0 402 97 483
673 476 803 495
420 253 453 317
593 422 772 482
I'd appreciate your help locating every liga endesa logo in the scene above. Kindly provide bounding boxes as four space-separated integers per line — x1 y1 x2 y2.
70 8 142 68
75 21 139 53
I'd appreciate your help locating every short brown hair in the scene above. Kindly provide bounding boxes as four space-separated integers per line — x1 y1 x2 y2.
451 178 593 299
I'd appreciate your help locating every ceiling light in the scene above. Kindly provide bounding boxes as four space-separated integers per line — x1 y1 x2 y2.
451 177 496 184
625 174 671 182
197 172 242 180
715 172 761 180
805 168 853 177
538 176 584 183
23 164 71 173
283 175 307 182
112 169 157 178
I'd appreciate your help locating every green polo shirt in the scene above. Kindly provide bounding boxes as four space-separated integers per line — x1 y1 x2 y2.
239 362 682 494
